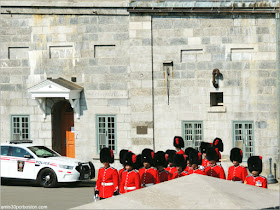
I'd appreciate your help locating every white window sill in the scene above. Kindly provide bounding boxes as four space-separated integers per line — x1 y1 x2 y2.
208 106 227 113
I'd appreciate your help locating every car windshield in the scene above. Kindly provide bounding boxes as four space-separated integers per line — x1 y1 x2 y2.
28 146 60 158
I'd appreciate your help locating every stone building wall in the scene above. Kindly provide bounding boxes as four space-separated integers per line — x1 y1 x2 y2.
0 0 279 175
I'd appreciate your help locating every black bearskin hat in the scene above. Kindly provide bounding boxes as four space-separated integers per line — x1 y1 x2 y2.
206 147 219 162
155 151 167 168
189 150 202 165
230 148 243 163
248 156 262 174
100 147 114 163
165 149 176 163
119 149 129 165
173 154 187 169
123 151 137 168
213 137 224 152
185 147 196 160
134 154 142 170
173 136 184 148
141 148 154 165
200 142 211 154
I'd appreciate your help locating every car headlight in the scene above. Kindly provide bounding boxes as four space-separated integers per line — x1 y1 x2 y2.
59 164 74 170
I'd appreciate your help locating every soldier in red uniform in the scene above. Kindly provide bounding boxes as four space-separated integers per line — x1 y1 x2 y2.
212 137 223 165
184 147 196 172
200 142 211 167
155 151 171 182
244 156 267 188
173 136 185 155
95 147 119 199
139 148 160 188
165 149 177 179
118 149 128 194
227 148 248 182
172 154 189 179
188 150 205 175
204 147 226 179
119 151 140 194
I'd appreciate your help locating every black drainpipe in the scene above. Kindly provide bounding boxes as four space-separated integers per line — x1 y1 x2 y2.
151 15 155 151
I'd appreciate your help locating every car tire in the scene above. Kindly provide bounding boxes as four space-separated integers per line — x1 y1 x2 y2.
37 168 57 188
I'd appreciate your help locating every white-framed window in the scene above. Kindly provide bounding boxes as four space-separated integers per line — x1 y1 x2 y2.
96 115 117 153
11 115 30 141
233 121 254 160
182 121 203 151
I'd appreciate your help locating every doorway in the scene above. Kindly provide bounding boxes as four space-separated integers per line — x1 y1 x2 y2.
51 100 75 157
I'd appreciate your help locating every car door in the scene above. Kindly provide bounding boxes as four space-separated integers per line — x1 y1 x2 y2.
1 146 11 178
10 146 36 180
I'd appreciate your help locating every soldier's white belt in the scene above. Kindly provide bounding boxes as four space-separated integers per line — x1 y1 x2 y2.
124 186 136 190
142 183 154 187
101 182 114 186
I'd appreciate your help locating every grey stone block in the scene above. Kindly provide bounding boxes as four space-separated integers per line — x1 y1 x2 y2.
78 16 89 24
98 16 115 24
99 83 111 90
256 27 269 34
0 36 11 42
181 70 195 79
264 79 276 86
22 60 29 67
70 17 78 24
108 99 128 106
170 38 187 45
258 61 275 70
86 25 97 33
89 59 98 66
231 62 242 70
111 82 127 90
201 37 210 44
0 76 10 83
19 27 32 35
0 84 16 91
142 39 151 46
205 45 220 53
212 54 225 61
113 33 129 41
222 37 232 44
90 17 98 24
84 83 98 90
110 66 127 74
153 21 173 30
225 79 240 86
1 28 17 35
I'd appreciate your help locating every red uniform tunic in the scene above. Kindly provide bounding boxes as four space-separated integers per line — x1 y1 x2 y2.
158 169 171 182
227 165 248 182
172 170 189 179
96 166 119 198
165 166 177 180
202 158 210 167
244 175 267 188
176 149 185 155
205 164 226 179
188 168 205 175
120 170 140 194
184 165 191 172
139 167 160 188
118 168 125 194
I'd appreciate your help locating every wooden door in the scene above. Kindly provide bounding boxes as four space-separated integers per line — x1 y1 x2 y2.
66 131 75 158
61 102 74 157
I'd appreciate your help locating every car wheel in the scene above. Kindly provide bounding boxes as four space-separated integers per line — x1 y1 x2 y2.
38 168 57 188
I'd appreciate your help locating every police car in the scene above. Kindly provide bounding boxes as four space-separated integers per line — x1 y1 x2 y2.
1 141 95 188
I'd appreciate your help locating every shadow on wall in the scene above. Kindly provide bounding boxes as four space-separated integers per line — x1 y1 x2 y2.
80 90 87 117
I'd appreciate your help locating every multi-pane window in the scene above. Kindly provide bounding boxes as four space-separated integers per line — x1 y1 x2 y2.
96 115 116 153
182 121 203 151
11 115 30 140
233 121 254 160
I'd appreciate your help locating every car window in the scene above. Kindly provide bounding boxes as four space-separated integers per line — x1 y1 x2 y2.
1 146 10 156
28 146 59 158
10 147 32 158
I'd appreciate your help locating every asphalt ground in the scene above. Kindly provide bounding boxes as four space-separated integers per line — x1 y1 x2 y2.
1 180 96 210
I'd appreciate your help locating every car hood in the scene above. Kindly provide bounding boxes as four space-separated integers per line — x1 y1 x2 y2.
45 156 86 165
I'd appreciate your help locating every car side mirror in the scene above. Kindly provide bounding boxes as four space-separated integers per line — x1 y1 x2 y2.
24 154 33 159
